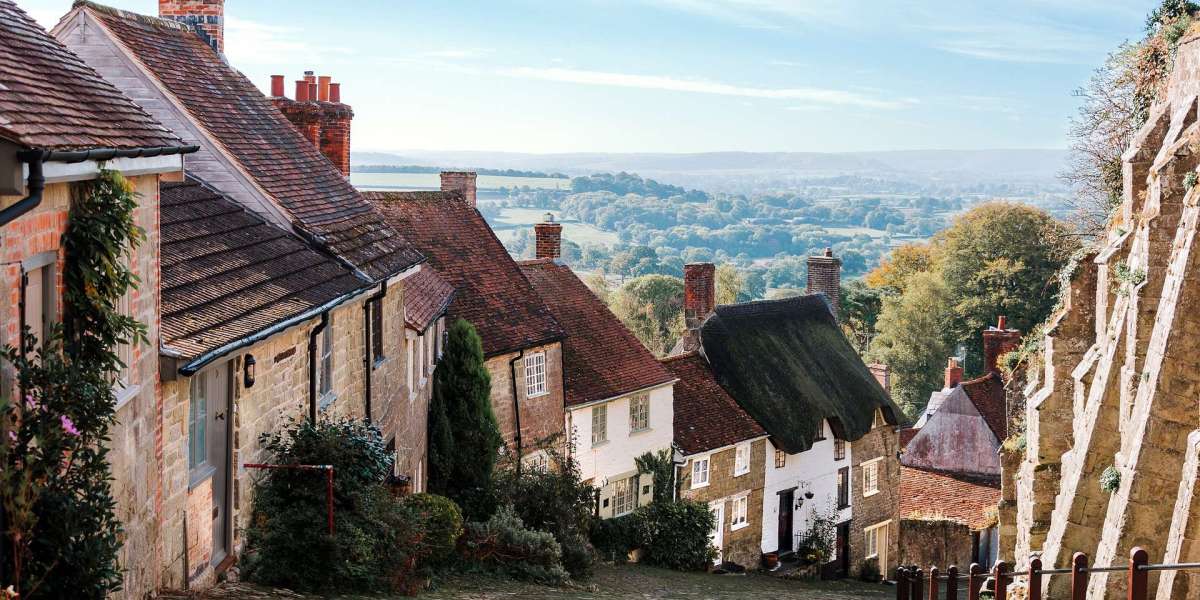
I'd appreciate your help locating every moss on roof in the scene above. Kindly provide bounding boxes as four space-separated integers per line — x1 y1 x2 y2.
699 294 900 454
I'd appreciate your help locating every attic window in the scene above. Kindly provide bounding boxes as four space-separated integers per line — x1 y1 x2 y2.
734 443 750 476
691 456 710 489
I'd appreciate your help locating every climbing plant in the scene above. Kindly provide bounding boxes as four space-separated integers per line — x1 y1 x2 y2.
1 168 145 598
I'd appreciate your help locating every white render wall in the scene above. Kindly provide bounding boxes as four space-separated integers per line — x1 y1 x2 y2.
760 419 854 553
568 383 674 486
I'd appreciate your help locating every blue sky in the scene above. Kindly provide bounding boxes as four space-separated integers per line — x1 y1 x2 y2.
30 0 1155 153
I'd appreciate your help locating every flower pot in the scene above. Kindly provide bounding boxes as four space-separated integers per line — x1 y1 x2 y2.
762 552 780 570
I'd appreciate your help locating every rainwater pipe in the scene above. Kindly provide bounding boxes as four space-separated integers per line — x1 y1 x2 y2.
508 349 525 470
362 281 387 424
308 312 329 422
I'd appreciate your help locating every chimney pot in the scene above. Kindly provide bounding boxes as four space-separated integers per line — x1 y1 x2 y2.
330 83 341 103
440 171 478 207
944 358 964 389
997 315 1007 330
683 263 717 330
270 75 285 98
308 83 318 102
318 75 332 102
295 80 309 102
806 249 842 321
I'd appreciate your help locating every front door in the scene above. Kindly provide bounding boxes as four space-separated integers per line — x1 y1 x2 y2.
836 522 851 577
709 501 724 565
777 489 795 554
202 363 233 566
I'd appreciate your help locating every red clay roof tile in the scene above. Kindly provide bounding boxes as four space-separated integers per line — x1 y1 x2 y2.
961 372 1008 441
404 265 455 331
661 352 766 455
899 466 1000 530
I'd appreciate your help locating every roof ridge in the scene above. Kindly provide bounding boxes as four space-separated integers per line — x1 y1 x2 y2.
516 257 558 266
660 351 700 363
76 1 192 31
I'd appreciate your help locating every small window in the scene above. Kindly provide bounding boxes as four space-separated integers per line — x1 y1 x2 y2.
188 374 208 472
834 438 846 461
691 456 710 489
837 466 850 508
370 298 384 364
775 448 786 469
417 331 426 384
591 404 607 446
731 495 748 530
406 336 415 393
116 287 133 390
865 524 880 558
863 459 880 496
613 476 636 516
22 255 56 352
524 352 547 397
629 394 649 431
734 443 750 476
319 316 334 398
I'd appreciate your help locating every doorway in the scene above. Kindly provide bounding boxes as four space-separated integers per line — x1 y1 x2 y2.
835 521 851 577
709 501 724 565
191 362 233 566
777 489 795 554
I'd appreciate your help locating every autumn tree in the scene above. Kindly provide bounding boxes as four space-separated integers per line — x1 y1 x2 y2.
607 274 685 356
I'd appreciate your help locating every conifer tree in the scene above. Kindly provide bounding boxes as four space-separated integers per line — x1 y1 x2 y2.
426 319 501 519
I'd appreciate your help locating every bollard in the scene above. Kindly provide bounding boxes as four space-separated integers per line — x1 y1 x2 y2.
1128 547 1148 600
912 566 924 600
995 561 1009 600
968 563 982 600
947 565 959 600
898 566 910 600
1071 552 1089 600
1029 557 1043 600
930 566 940 600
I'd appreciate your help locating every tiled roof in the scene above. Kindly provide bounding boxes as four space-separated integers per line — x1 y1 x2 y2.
899 466 1000 530
82 2 421 279
519 258 675 407
404 265 455 331
0 0 181 150
661 352 766 455
961 372 1008 441
364 191 563 357
161 176 366 360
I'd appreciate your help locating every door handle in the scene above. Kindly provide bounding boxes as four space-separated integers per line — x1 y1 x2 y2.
214 411 225 421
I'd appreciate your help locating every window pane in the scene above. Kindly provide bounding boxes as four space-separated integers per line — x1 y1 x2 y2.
591 404 607 445
525 353 547 397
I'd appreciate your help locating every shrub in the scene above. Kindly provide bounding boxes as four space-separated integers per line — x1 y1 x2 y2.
590 513 641 563
1100 465 1121 493
399 493 464 566
634 449 676 505
459 505 570 584
634 500 717 571
859 557 881 582
492 441 597 578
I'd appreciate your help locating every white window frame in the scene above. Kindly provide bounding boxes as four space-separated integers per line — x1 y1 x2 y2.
318 315 334 403
691 455 710 489
865 523 880 558
629 393 650 432
733 442 750 477
730 494 749 530
612 475 636 517
863 457 882 497
591 403 608 446
524 352 547 398
188 374 208 474
774 448 786 469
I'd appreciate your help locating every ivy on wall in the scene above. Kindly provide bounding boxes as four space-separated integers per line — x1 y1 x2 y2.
1 169 145 598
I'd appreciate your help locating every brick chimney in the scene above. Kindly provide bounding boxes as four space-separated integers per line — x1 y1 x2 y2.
534 213 562 260
982 316 1021 375
869 363 891 394
683 263 716 330
441 171 478 206
944 357 963 389
807 248 841 321
269 72 354 177
159 0 224 53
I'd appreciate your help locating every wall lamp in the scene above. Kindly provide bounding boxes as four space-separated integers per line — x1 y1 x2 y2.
244 353 257 388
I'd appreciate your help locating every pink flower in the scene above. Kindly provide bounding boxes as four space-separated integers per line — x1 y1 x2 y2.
60 415 80 437
6 431 14 444
24 394 39 410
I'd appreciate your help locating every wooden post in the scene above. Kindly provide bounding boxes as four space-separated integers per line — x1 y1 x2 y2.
898 566 910 600
913 566 924 600
1071 552 1089 600
930 566 940 600
947 565 959 600
1029 556 1043 600
968 563 982 600
995 561 1009 600
1128 547 1148 600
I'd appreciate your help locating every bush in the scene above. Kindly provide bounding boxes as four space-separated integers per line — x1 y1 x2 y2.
459 505 570 584
492 443 597 578
634 500 717 571
590 513 641 563
859 557 881 582
399 493 464 566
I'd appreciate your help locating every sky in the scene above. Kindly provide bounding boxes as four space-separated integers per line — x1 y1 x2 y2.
28 0 1157 154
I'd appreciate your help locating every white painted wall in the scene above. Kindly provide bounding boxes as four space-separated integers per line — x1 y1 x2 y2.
568 383 674 486
760 419 854 554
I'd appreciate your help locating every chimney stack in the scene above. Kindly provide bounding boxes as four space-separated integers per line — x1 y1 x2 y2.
982 316 1021 375
441 171 478 206
807 248 842 321
534 213 563 260
159 0 224 53
272 72 354 177
944 358 963 389
869 364 891 394
683 263 717 330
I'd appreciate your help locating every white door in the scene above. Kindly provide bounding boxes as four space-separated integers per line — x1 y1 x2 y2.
710 501 724 565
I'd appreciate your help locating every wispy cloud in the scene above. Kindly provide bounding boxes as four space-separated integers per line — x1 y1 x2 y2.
225 17 352 66
498 66 915 109
923 21 1107 64
641 0 857 29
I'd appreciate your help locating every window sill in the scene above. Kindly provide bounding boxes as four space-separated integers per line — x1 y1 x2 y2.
733 469 749 478
863 489 879 498
113 383 140 410
731 521 749 532
591 440 609 449
372 357 388 370
629 427 652 436
690 481 710 490
526 390 550 399
838 503 850 511
189 463 216 491
318 393 337 411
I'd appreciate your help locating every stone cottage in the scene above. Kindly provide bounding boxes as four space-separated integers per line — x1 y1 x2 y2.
0 1 195 595
366 184 568 463
53 0 444 590
517 218 677 517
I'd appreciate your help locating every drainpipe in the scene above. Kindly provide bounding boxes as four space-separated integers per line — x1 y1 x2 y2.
0 151 45 228
362 281 387 424
308 312 329 422
508 349 525 470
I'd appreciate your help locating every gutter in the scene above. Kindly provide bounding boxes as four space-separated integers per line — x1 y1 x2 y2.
508 349 525 467
1 145 198 228
362 280 387 424
308 312 330 423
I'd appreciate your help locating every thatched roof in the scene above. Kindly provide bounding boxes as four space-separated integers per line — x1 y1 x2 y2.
698 294 900 454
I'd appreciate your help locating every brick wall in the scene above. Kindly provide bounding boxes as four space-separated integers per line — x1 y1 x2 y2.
534 220 562 260
157 0 224 53
683 262 716 329
806 249 841 321
487 342 565 453
679 438 769 567
850 423 901 578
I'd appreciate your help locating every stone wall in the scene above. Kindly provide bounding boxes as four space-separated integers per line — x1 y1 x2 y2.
486 342 565 455
851 422 901 578
679 439 769 568
898 519 974 571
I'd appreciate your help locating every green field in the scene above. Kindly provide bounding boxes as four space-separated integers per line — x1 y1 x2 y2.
352 172 570 191
489 207 620 246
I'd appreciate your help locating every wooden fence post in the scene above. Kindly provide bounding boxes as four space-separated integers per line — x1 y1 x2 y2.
969 563 982 600
995 561 1009 600
930 566 940 600
1128 547 1148 600
1029 556 1043 600
898 566 910 600
947 565 959 600
1071 552 1089 600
